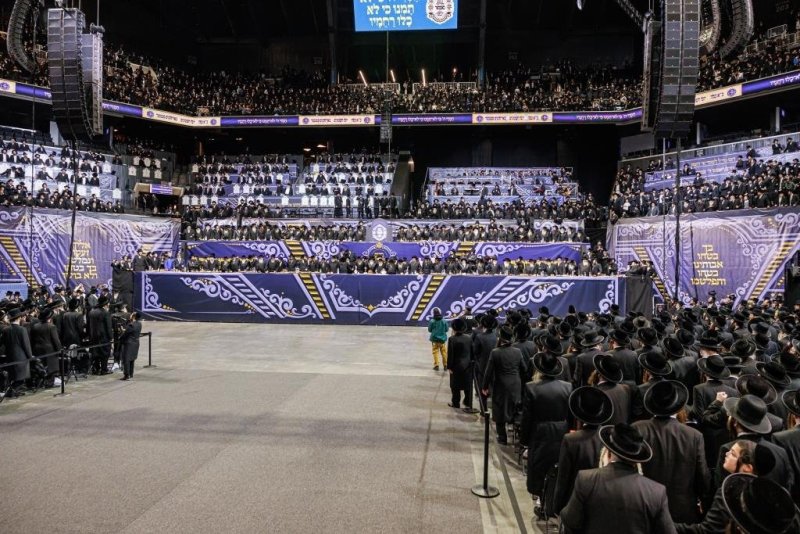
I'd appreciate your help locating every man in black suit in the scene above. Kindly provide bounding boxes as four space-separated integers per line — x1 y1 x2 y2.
608 329 641 386
553 386 614 514
690 355 739 466
119 312 142 380
2 307 34 397
88 296 112 375
573 331 606 387
594 354 634 425
446 318 473 411
519 352 572 513
634 380 710 524
560 423 676 533
773 390 800 504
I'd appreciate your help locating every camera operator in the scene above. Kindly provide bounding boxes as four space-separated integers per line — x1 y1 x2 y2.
119 312 142 381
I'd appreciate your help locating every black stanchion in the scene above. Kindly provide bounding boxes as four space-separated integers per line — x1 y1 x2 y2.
142 333 155 368
53 348 69 398
471 367 500 499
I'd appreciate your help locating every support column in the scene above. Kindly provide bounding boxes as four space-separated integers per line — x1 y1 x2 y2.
326 0 338 85
477 0 487 87
770 106 782 133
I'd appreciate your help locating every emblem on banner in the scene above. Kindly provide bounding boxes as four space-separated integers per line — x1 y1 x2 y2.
371 223 388 241
426 0 454 24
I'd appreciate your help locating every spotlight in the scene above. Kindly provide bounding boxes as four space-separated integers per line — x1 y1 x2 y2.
576 0 585 10
421 68 426 86
358 70 368 87
389 69 396 83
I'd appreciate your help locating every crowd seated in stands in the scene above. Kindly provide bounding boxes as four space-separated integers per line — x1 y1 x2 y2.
1 180 124 213
612 153 800 218
410 197 604 222
2 18 799 116
180 249 616 276
394 222 588 243
182 221 368 242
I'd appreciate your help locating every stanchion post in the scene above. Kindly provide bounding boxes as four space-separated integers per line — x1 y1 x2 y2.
144 333 155 368
53 348 71 398
471 368 500 499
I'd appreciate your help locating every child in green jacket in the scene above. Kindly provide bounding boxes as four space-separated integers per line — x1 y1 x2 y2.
428 307 448 371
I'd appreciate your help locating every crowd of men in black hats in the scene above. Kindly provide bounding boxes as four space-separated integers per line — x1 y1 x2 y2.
0 285 143 398
410 197 606 223
611 155 800 219
436 297 800 532
182 248 616 276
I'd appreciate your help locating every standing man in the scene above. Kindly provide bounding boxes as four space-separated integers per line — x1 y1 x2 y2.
634 380 710 524
88 296 112 375
446 317 474 411
120 312 142 381
482 325 526 445
3 307 34 397
560 423 676 533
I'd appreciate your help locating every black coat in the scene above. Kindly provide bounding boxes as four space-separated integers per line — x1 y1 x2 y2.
633 417 711 523
60 311 85 347
670 355 701 402
483 346 525 422
597 381 634 425
520 377 572 494
560 462 677 534
30 322 62 374
88 307 112 343
472 331 497 384
772 427 800 504
553 426 603 513
2 323 33 381
574 348 601 387
446 333 473 391
612 347 641 386
119 320 141 363
675 487 730 534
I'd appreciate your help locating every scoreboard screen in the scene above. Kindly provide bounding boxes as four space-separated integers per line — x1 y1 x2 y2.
354 0 458 32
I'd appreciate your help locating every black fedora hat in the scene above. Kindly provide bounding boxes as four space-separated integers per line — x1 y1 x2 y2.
532 352 564 378
639 351 673 376
569 386 614 426
514 322 531 341
753 333 771 350
68 298 80 311
643 380 689 417
610 329 630 346
580 330 606 348
598 423 653 463
661 336 685 359
756 361 791 387
38 308 54 322
97 295 109 307
783 390 800 417
6 307 25 321
593 353 623 384
697 355 731 380
451 317 467 333
722 474 800 534
637 327 659 346
497 324 514 343
724 394 772 434
542 334 564 355
619 320 637 336
730 339 755 359
676 329 696 347
697 331 722 350
558 320 573 338
736 375 778 405
777 352 800 378
480 314 498 331
632 316 650 330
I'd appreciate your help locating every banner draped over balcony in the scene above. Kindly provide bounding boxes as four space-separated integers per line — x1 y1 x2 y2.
608 208 800 304
136 272 624 326
184 240 588 262
0 207 179 289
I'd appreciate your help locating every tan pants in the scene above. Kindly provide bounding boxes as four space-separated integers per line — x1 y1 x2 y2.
431 341 447 368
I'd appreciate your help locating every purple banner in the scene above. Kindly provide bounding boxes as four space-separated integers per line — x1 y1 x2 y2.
553 110 643 123
391 114 473 125
742 70 800 95
609 207 800 304
14 83 51 100
102 101 144 117
0 207 179 290
184 240 587 262
220 116 300 127
137 272 624 325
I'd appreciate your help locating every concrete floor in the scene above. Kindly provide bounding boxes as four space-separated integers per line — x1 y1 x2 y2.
0 322 541 534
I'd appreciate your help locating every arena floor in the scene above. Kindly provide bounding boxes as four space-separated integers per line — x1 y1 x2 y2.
0 322 542 534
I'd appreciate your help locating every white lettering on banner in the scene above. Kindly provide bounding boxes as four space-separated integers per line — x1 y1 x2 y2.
298 115 374 127
472 113 553 124
141 108 221 128
769 72 800 88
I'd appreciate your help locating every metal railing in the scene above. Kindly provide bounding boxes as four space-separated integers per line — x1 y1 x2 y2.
412 82 477 94
0 332 154 403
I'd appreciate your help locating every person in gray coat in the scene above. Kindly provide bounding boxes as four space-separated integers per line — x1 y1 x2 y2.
119 312 142 381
